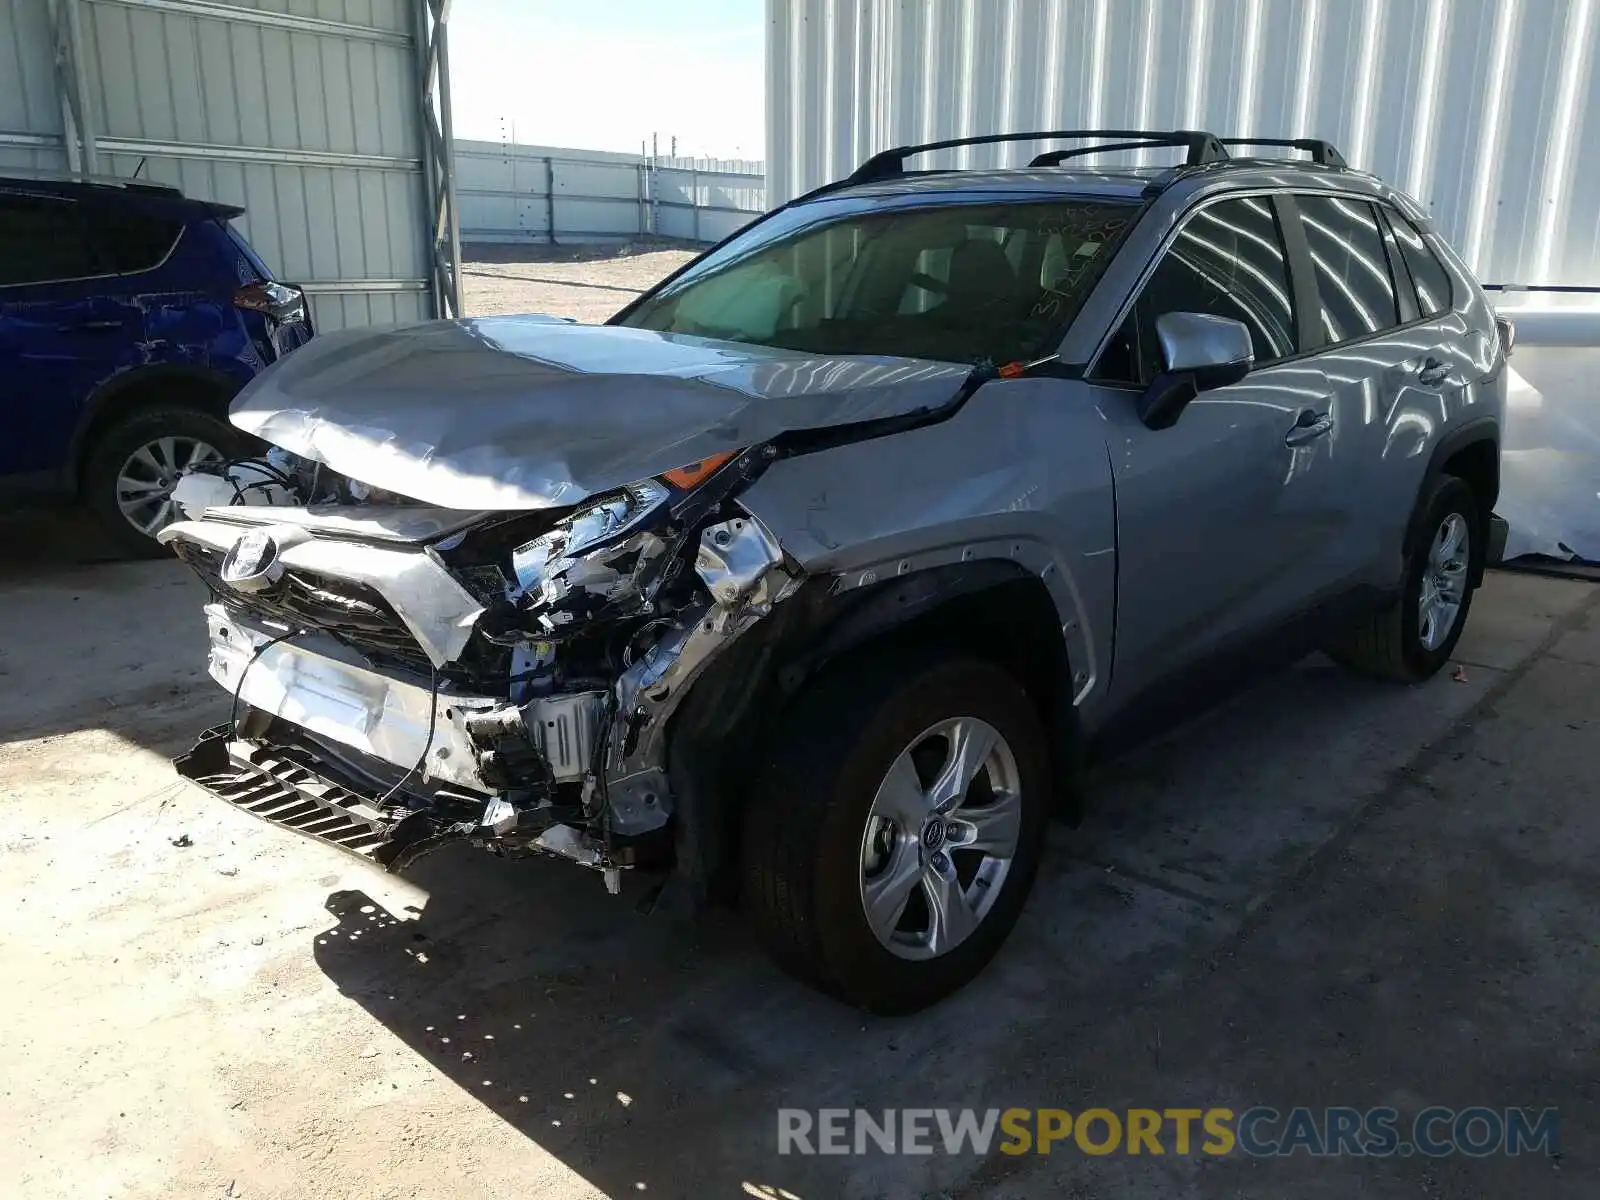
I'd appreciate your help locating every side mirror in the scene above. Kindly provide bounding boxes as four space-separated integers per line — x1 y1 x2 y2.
1137 312 1255 430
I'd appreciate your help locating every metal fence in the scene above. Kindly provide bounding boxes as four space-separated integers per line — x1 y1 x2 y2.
456 139 766 246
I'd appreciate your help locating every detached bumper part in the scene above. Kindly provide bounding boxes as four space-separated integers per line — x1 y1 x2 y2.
174 723 617 874
174 724 440 869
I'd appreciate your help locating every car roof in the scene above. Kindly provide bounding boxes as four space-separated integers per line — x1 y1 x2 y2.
0 172 245 220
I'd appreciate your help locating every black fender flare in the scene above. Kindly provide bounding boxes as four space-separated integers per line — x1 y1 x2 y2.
666 565 1085 905
66 362 246 489
1404 415 1500 585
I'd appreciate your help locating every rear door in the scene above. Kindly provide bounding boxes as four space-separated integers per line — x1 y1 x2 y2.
1287 193 1438 587
1088 194 1344 702
0 192 132 480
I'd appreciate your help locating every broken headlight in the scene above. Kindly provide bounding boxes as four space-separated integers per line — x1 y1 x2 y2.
510 479 670 591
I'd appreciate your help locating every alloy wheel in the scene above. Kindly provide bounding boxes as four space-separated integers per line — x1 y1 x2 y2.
1418 511 1471 651
115 436 223 536
858 716 1023 961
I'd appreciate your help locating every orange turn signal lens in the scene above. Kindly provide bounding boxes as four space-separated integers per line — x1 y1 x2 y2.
661 450 738 489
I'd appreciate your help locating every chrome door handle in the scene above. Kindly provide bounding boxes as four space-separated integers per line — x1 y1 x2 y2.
1418 357 1450 386
1285 410 1335 446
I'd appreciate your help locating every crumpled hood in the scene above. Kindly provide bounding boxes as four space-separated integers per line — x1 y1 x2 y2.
229 315 971 510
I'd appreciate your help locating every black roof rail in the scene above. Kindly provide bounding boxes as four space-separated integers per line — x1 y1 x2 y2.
842 129 1230 186
1027 138 1206 168
1219 137 1346 166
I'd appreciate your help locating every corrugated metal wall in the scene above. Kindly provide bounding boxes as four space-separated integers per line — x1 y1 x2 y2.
456 139 766 246
767 0 1600 287
3 0 438 329
0 0 70 173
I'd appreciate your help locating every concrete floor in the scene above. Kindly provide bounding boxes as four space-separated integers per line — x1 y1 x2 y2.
1 514 1596 1199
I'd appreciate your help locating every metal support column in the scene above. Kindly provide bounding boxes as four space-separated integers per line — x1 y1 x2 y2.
48 0 98 177
417 0 462 318
545 155 556 246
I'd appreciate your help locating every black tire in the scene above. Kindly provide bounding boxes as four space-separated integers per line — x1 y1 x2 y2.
81 405 246 559
1327 474 1482 682
742 649 1050 1014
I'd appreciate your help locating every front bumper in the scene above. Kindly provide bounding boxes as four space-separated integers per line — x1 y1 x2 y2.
203 602 500 794
187 603 622 873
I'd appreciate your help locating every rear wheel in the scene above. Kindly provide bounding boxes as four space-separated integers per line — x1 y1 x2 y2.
742 651 1049 1013
1327 474 1481 682
82 405 245 558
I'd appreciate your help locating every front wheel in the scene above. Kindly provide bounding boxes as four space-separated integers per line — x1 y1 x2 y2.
1327 474 1481 682
742 651 1050 1014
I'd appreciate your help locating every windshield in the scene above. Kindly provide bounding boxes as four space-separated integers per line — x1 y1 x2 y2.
617 198 1138 365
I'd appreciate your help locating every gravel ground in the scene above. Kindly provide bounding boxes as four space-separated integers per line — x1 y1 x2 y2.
460 243 697 323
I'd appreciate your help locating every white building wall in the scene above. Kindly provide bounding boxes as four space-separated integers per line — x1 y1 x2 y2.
767 0 1600 288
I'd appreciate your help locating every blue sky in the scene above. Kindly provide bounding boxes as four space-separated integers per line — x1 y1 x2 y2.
449 0 765 159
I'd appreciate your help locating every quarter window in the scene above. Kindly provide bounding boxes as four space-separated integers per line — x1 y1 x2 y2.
0 195 101 287
90 206 183 274
1095 196 1297 385
1296 195 1401 344
1390 211 1453 317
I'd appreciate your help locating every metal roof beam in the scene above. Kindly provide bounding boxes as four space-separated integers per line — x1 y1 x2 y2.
90 0 412 47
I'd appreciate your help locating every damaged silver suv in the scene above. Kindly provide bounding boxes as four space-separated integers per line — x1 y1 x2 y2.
162 130 1510 1013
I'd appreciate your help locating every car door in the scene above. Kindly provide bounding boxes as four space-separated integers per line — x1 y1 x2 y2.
0 191 139 481
1086 193 1348 704
1286 192 1430 588
1371 204 1481 563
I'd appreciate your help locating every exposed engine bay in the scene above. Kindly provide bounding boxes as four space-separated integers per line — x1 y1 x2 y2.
162 443 801 893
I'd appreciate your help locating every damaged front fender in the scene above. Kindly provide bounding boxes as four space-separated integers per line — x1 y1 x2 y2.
601 511 800 835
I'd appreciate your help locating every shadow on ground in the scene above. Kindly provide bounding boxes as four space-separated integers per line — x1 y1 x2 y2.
0 502 221 751
0 502 121 574
303 620 1582 1198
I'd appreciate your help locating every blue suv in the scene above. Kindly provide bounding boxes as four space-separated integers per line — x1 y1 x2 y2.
0 174 312 555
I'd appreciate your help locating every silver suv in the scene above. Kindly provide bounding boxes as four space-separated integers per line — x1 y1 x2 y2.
162 130 1509 1013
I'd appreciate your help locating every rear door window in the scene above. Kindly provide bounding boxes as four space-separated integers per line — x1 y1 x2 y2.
1295 195 1402 344
0 194 102 286
1095 195 1298 385
1389 211 1453 317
